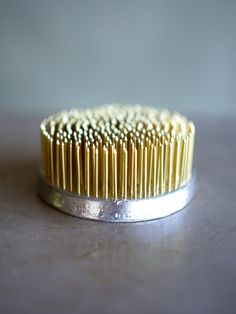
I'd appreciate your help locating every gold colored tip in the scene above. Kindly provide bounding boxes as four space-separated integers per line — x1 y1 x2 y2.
40 105 195 200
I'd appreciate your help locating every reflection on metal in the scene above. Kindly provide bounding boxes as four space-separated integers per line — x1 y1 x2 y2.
38 171 196 222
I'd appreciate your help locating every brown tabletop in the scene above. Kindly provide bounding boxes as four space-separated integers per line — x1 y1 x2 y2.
0 112 235 314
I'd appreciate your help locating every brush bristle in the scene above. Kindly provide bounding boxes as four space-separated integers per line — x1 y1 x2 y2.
40 104 195 200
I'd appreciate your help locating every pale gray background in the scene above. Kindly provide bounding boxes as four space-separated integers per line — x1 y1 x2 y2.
0 0 236 116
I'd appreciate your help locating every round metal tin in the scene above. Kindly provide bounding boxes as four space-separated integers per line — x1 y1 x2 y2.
38 171 196 222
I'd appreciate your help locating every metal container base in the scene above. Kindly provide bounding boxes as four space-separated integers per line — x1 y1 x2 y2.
38 171 196 223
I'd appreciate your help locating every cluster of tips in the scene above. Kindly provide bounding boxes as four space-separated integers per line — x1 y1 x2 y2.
40 105 195 200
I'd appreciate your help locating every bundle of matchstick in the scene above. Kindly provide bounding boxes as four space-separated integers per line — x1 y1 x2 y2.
40 105 195 200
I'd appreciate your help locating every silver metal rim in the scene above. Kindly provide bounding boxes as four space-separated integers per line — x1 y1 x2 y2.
38 171 196 222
